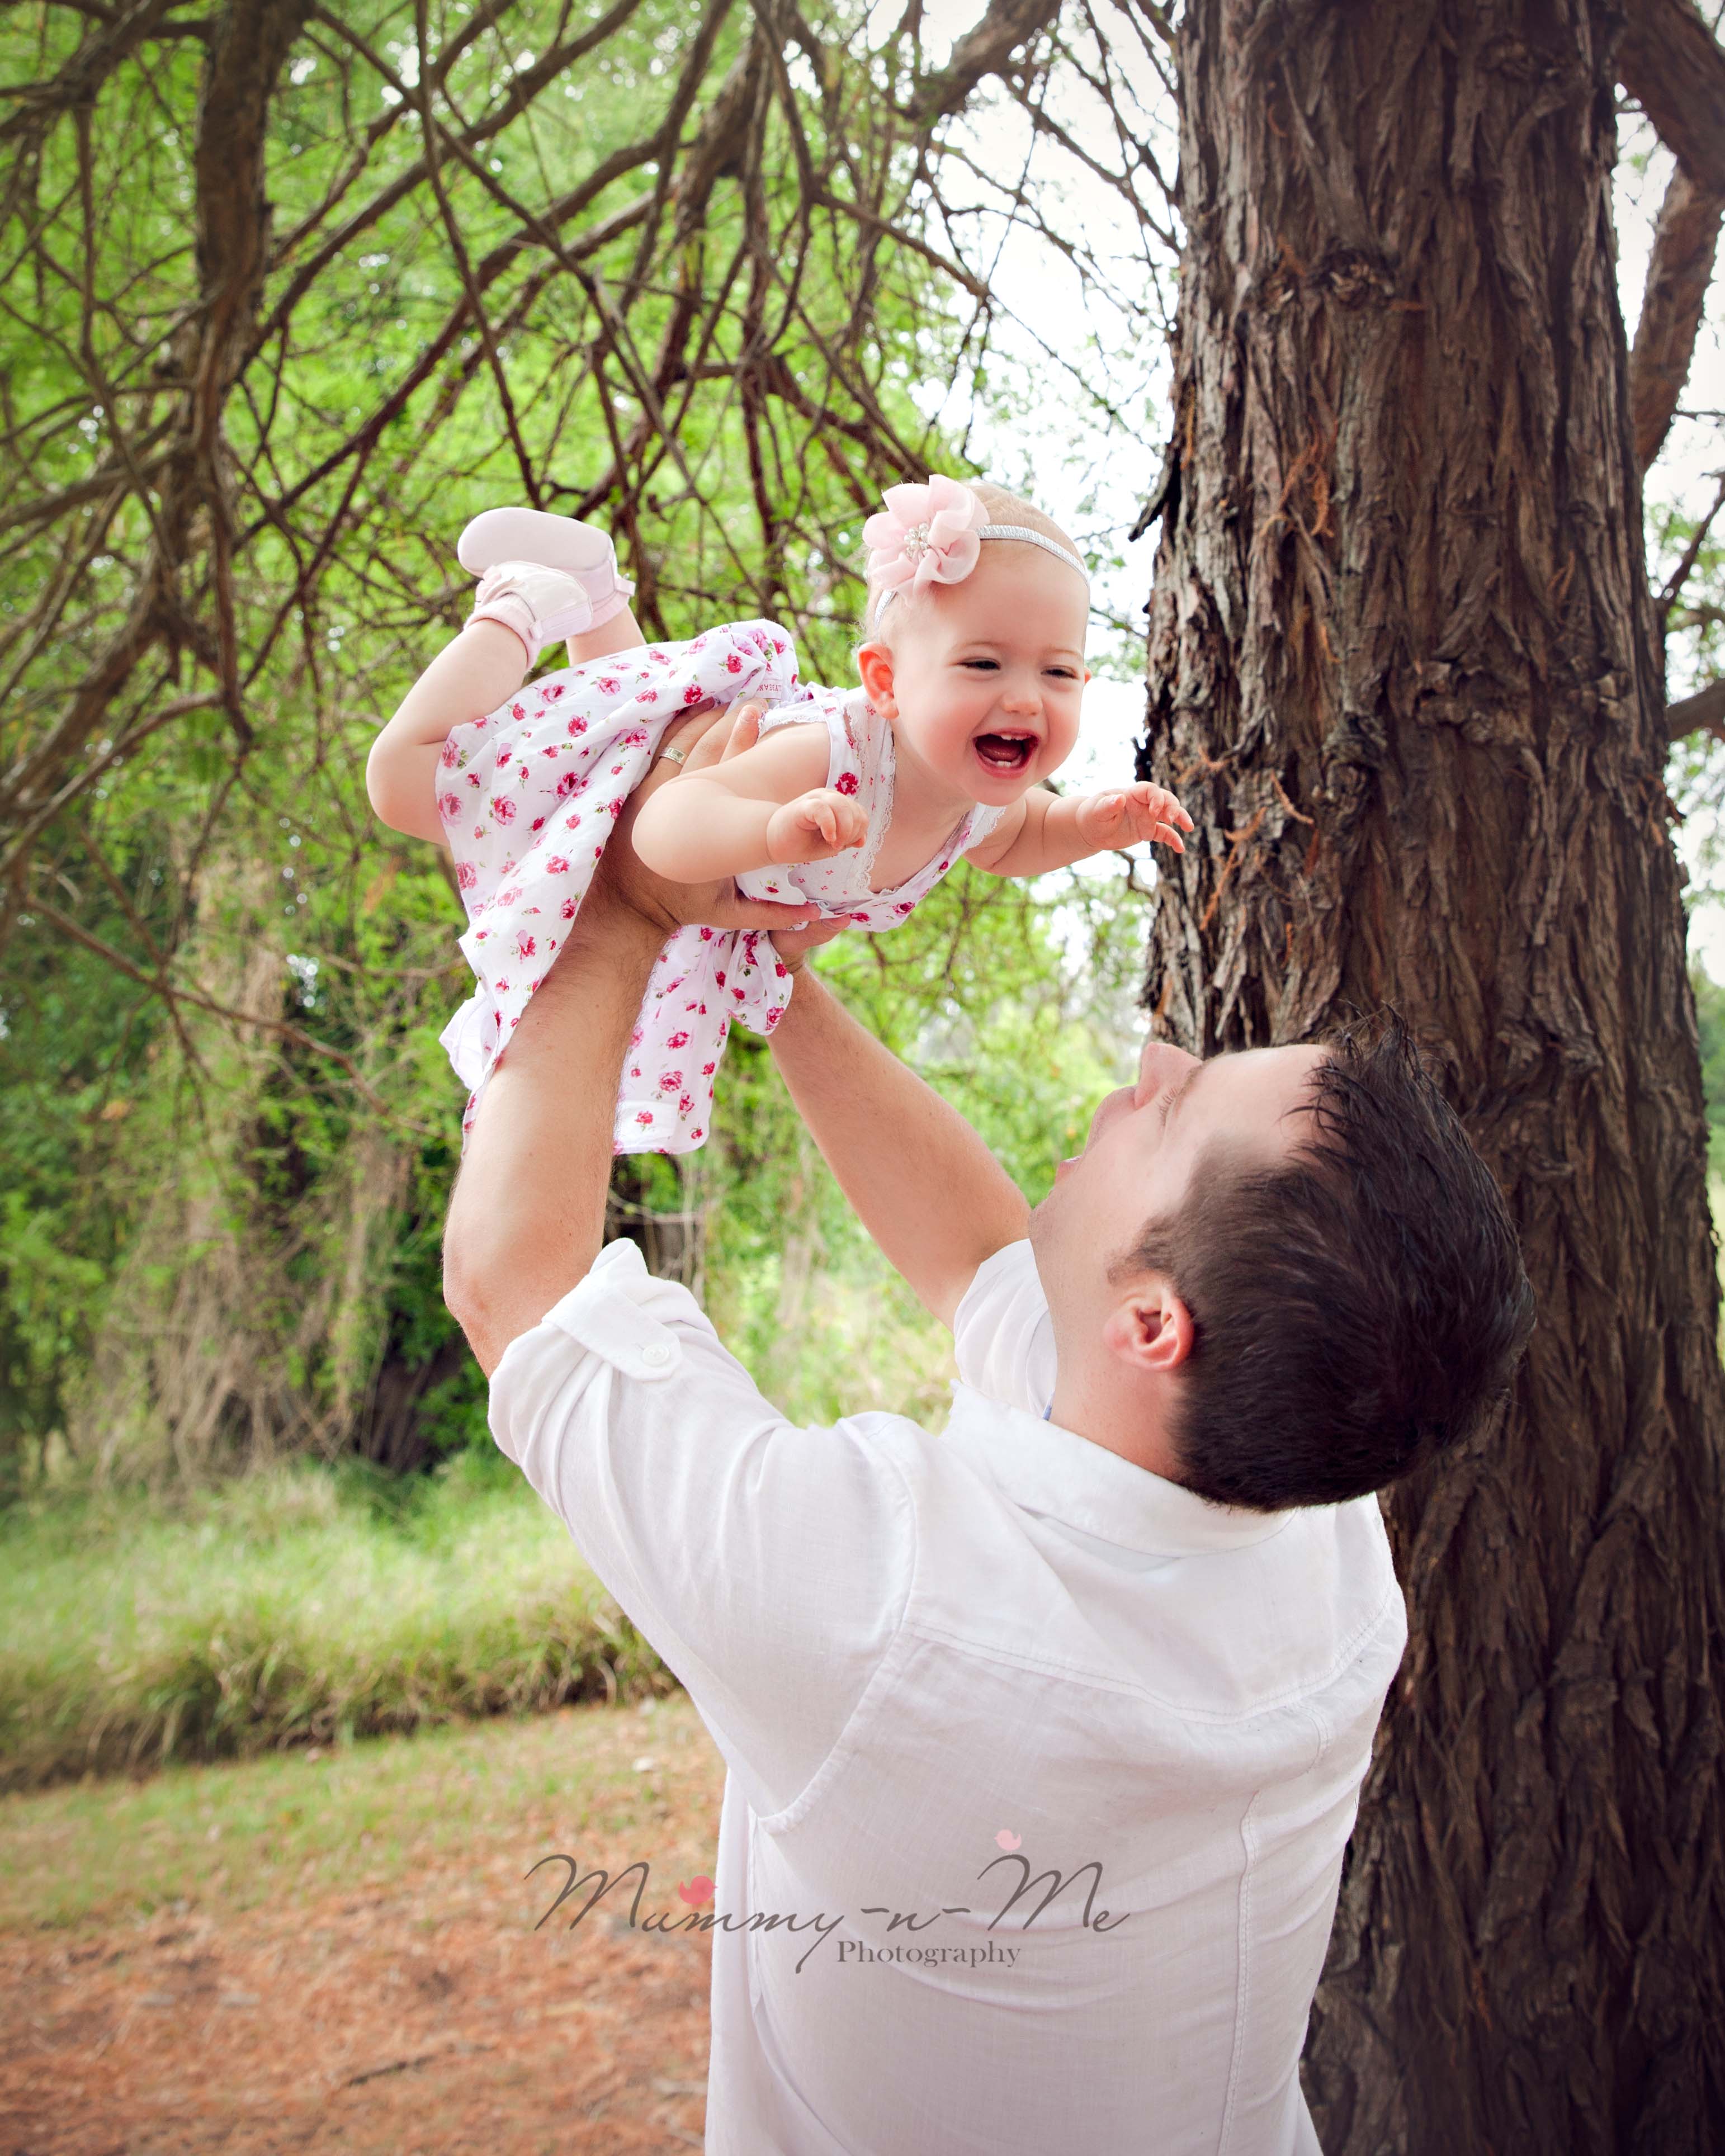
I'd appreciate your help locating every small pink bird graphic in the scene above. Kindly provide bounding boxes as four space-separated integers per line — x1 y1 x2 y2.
995 1829 1022 1852
677 1876 716 1907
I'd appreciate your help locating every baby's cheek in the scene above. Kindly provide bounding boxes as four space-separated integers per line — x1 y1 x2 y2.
1043 710 1084 774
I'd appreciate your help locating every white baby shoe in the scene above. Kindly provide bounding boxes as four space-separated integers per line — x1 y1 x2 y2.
467 560 595 669
459 507 635 654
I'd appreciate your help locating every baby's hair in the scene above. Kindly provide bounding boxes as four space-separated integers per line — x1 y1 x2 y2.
859 480 1083 645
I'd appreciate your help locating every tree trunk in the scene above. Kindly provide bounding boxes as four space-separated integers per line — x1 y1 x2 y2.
1141 2 1725 2147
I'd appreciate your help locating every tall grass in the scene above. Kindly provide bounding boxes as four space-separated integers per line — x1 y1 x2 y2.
0 1451 668 1793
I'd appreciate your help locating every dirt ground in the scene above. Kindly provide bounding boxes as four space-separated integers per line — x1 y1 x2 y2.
0 1698 728 2155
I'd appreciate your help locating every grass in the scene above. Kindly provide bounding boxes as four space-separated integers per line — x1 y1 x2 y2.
0 1450 670 1795
0 1249 968 1802
0 1688 717 1930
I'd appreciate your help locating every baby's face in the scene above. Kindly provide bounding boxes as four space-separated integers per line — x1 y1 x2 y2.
858 546 1090 806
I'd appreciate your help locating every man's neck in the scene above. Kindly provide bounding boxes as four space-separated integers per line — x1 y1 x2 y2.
1046 1365 1187 1483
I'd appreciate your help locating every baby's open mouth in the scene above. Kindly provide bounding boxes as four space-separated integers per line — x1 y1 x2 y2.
972 731 1037 774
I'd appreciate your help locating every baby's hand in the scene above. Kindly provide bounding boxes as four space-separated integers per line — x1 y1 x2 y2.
1073 781 1193 855
765 787 869 864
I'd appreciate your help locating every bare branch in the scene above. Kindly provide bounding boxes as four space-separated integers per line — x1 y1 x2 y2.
1629 167 1724 472
26 891 389 1110
906 0 1064 122
0 0 200 149
1618 0 1725 193
1658 469 1725 619
1669 677 1725 740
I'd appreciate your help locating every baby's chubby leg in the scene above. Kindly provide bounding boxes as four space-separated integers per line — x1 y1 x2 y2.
368 556 596 845
366 617 533 847
367 506 644 845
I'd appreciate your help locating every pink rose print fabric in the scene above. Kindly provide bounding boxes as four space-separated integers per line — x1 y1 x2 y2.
437 618 1003 1154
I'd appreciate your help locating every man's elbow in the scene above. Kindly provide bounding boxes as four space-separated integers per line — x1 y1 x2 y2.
442 1243 503 1377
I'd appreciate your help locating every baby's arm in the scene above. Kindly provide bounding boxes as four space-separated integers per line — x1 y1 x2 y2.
964 780 1193 878
631 721 867 883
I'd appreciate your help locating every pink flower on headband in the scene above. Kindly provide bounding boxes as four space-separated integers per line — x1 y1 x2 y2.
863 475 985 598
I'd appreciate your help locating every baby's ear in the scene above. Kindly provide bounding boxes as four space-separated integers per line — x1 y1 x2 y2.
856 640 897 713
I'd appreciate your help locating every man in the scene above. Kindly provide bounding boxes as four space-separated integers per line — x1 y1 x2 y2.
443 705 1533 2155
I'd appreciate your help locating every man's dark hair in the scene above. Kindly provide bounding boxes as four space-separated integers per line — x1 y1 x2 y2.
1123 1015 1534 1511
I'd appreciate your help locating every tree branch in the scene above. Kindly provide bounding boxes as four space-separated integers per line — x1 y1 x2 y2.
1618 0 1725 196
906 0 1062 124
0 0 198 149
1658 467 1725 620
1630 166 1724 470
1669 677 1725 742
1617 1 1725 472
26 892 388 1111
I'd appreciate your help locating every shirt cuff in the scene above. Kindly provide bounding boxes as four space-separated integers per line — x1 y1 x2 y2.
493 1238 696 1392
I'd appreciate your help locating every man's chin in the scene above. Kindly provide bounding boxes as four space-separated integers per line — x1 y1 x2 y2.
1027 1183 1062 1245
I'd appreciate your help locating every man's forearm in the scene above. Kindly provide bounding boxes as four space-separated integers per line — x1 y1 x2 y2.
769 967 1029 1326
443 892 664 1374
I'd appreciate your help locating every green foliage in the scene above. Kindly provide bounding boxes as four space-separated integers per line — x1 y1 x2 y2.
1691 966 1725 1177
0 0 1045 1481
0 1453 672 1792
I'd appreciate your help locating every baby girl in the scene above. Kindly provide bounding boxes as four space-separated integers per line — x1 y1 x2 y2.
366 474 1192 1152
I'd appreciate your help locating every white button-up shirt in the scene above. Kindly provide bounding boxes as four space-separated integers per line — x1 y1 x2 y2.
491 1238 1406 2155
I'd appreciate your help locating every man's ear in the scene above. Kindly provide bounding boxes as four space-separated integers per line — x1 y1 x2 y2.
1102 1278 1194 1377
857 640 897 715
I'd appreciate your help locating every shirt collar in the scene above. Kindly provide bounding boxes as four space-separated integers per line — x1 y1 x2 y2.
946 1382 1293 1557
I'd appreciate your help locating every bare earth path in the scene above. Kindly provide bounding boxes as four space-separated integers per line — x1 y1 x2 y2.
0 1695 726 2154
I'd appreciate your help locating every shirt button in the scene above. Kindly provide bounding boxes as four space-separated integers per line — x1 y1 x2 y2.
641 1342 672 1369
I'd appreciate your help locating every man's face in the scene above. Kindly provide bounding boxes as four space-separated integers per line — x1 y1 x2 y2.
1029 1038 1328 1338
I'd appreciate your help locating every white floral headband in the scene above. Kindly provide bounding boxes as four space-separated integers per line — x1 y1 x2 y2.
862 474 1089 626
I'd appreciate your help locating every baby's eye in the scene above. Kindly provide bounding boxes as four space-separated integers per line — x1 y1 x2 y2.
1045 667 1078 680
961 658 999 672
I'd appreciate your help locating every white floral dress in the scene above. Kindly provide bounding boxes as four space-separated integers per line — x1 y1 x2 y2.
436 618 1003 1153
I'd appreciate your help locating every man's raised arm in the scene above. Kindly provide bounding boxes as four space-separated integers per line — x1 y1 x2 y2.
765 958 1030 1328
442 706 819 1374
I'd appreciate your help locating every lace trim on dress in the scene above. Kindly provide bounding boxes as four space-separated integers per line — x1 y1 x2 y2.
854 697 894 896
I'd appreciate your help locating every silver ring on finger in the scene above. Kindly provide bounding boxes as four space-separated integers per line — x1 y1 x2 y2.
656 744 688 768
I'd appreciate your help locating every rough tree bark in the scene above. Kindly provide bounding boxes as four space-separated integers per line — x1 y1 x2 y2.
1138 1 1725 2148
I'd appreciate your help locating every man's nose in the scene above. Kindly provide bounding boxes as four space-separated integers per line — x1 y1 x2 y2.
1134 1040 1201 1107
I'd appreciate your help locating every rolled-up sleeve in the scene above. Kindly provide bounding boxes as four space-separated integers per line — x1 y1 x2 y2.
488 1240 915 1819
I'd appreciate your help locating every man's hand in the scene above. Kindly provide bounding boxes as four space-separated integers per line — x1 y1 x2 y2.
772 916 851 974
597 699 822 939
